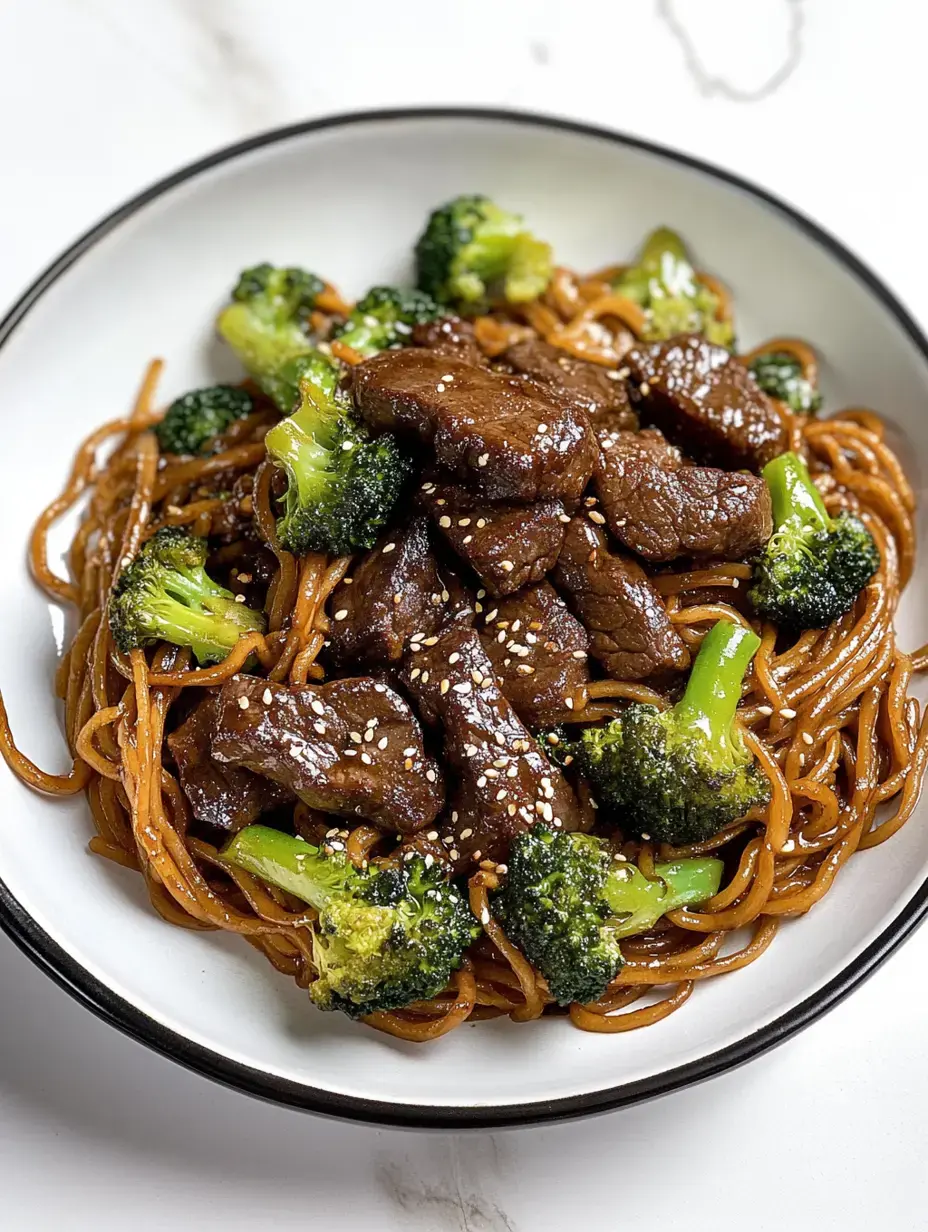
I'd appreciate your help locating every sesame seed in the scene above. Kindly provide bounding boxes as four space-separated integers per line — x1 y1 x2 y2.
458 518 471 527
480 908 490 925
507 803 517 816
410 668 421 680
426 830 439 840
423 636 439 646
572 650 587 659
500 560 514 572
588 509 606 525
639 381 651 395
440 679 450 694
421 671 429 683
542 802 554 822
378 736 388 750
364 729 374 742
262 688 273 705
802 732 814 746
464 744 478 757
537 423 549 434
310 699 325 716
436 383 446 393
435 498 446 506
485 768 499 779
477 453 489 467
780 708 797 720
426 768 437 782
525 632 537 645
442 373 454 381
349 731 362 743
731 578 740 589
404 758 412 769
617 367 630 379
382 542 396 554
238 696 250 710
473 850 482 861
476 518 487 529
450 848 460 860
496 789 508 801
425 854 435 869
640 833 651 841
439 516 451 528
451 811 459 822
313 720 326 735
453 682 472 694
234 593 247 603
492 757 507 768
758 705 773 716
477 589 486 599
344 749 357 757
326 827 339 838
565 697 574 710
421 481 435 492
410 632 424 643
334 609 348 621
507 765 518 778
495 732 506 747
471 669 484 684
463 535 473 544
361 752 372 765
460 828 473 839
517 664 535 675
547 733 560 745
496 864 508 875
558 513 571 524
477 776 487 788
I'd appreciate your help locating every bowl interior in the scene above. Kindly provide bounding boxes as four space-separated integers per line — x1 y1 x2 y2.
2 112 927 1121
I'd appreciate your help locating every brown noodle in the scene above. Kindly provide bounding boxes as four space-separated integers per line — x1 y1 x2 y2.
2 262 926 1043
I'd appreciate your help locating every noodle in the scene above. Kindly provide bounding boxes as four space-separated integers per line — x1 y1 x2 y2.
2 255 926 1044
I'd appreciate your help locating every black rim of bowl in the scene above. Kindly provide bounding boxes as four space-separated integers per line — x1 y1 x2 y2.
2 106 927 1130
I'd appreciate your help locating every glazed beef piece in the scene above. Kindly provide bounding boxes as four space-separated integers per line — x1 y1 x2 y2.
595 430 773 562
351 350 597 504
401 626 582 870
419 479 566 598
627 334 788 471
212 676 443 834
326 517 455 668
478 582 590 727
553 516 690 680
167 694 291 832
411 316 488 368
502 338 638 433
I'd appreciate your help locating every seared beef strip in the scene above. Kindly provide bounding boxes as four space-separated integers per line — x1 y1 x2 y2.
401 626 581 870
553 516 690 680
326 517 454 668
595 430 773 562
411 316 488 368
502 338 638 433
627 334 788 471
351 350 597 504
212 676 443 834
419 479 566 598
478 582 590 727
167 694 290 832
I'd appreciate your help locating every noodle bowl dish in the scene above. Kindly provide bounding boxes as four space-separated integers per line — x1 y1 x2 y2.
1 110 927 1126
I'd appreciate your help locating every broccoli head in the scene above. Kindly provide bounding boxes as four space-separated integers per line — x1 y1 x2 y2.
155 385 255 456
493 825 722 1005
414 194 553 310
613 226 734 348
216 263 326 411
109 527 265 664
331 285 441 357
748 451 879 630
264 358 409 556
748 352 822 415
222 825 480 1017
564 621 770 846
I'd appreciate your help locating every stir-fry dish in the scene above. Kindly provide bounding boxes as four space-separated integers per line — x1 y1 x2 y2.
3 198 926 1042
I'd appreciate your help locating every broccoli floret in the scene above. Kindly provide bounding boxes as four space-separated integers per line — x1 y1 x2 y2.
331 285 442 357
749 451 879 630
264 360 409 555
154 385 255 456
109 527 265 664
748 352 822 415
565 621 770 846
494 825 722 1005
613 226 734 348
415 195 553 310
216 263 326 411
222 825 480 1017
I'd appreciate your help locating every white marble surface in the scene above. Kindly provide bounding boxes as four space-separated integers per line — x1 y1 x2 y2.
1 0 927 1227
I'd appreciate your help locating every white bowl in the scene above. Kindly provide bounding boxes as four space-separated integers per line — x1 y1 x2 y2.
2 108 927 1128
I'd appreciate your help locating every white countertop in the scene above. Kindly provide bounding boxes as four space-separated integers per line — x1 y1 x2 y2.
2 1 926 1227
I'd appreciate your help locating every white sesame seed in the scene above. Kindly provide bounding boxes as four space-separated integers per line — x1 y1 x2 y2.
458 518 471 527
310 699 325 716
423 636 439 646
537 423 549 434
480 908 490 925
334 609 348 621
477 453 489 467
477 775 488 788
440 679 450 695
639 381 651 396
500 560 514 573
410 668 421 680
460 828 474 839
496 864 508 875
731 578 740 589
289 744 301 758
571 650 587 659
313 720 326 735
780 708 798 720
453 682 471 694
426 768 437 782
234 593 247 604
426 830 439 841
238 696 250 710
802 731 814 746
476 518 487 529
424 854 435 869
758 705 774 716
420 671 429 683
360 752 372 765
565 697 574 710
496 789 508 801
588 509 606 525
436 383 446 393
558 513 571 524
349 731 362 743
442 373 454 381
382 542 396 554
378 736 388 750
641 833 651 841
262 688 273 704
439 516 451 528
344 748 357 757
450 848 460 860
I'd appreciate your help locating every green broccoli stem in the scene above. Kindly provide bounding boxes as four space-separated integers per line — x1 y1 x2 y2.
764 451 832 535
223 824 353 910
601 858 723 938
672 621 760 749
150 596 259 662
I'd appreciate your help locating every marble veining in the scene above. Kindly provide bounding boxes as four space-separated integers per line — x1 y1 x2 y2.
658 0 806 101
